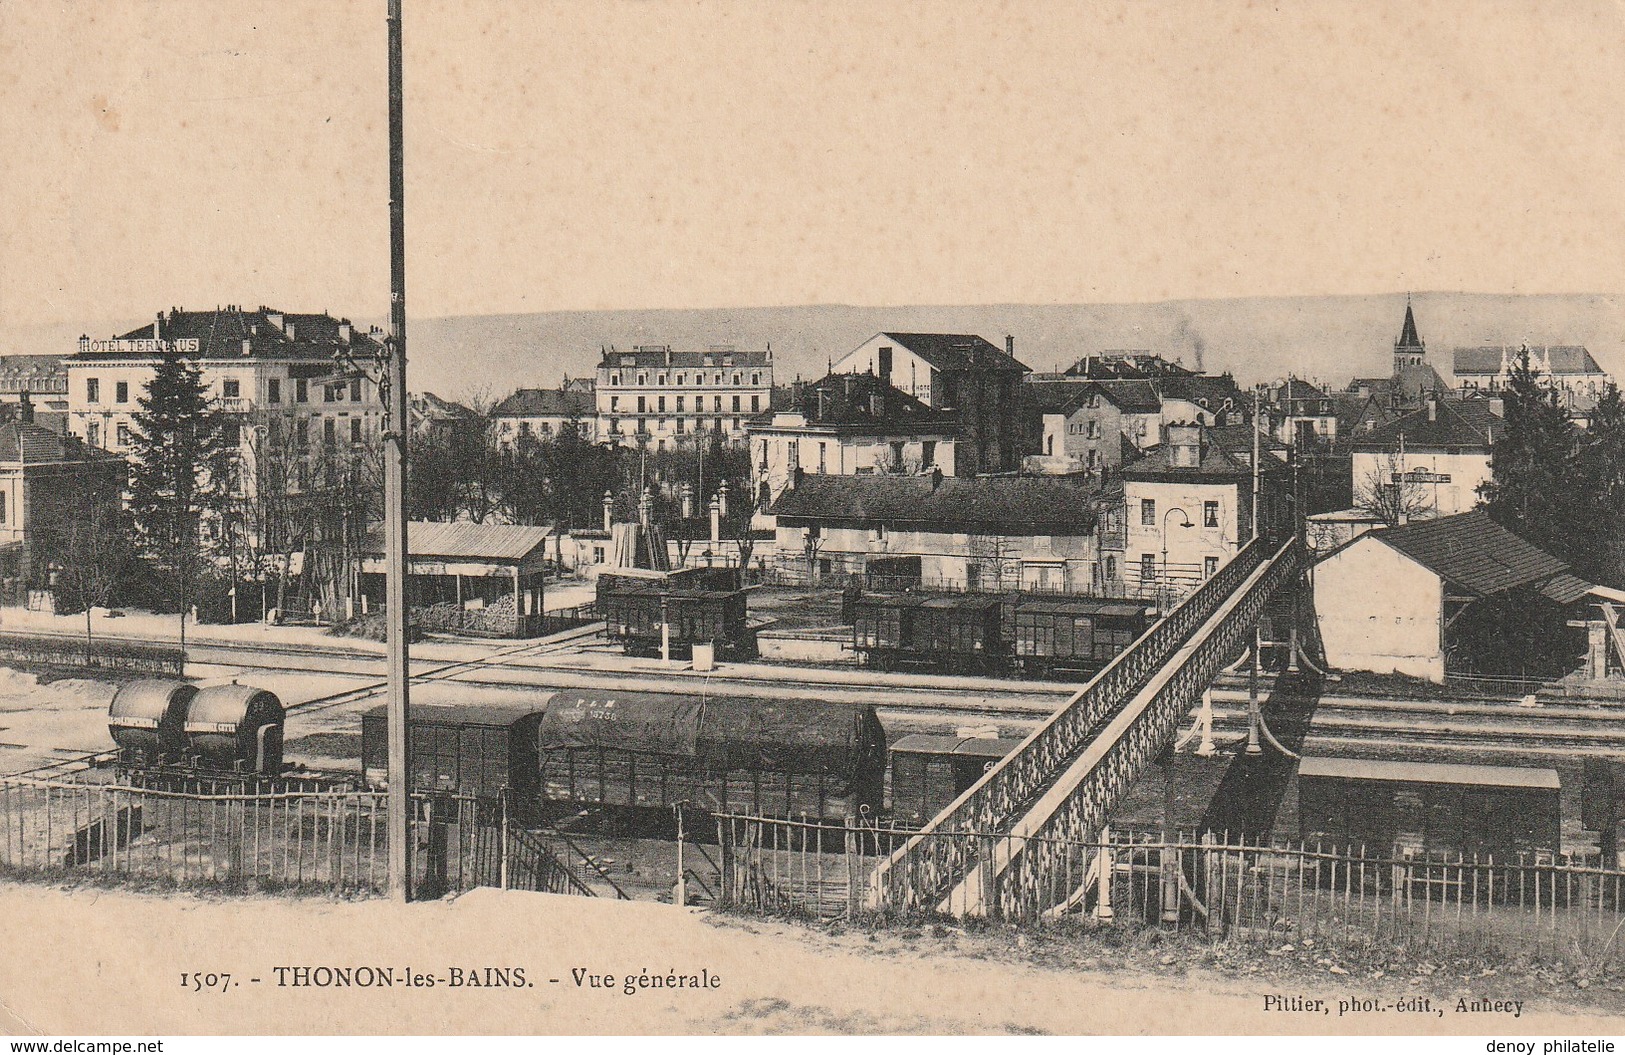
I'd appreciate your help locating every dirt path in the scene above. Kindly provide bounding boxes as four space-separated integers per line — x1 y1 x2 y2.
2 882 1620 1036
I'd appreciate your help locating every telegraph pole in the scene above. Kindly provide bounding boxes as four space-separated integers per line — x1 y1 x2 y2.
385 0 412 903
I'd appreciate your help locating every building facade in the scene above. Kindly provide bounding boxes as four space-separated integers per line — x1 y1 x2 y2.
1348 397 1497 520
490 388 597 446
833 333 1028 475
65 307 385 498
746 372 957 518
1452 343 1614 421
595 345 772 448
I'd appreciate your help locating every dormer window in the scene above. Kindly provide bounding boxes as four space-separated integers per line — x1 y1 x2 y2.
620 356 635 367
703 356 714 367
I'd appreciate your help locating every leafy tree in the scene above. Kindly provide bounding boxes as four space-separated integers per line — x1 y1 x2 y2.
127 346 232 640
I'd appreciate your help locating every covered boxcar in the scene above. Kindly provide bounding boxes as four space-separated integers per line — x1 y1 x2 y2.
535 690 886 820
1011 599 1152 677
888 733 1023 828
597 567 749 658
854 594 1005 672
107 679 198 765
361 703 544 799
1296 756 1561 859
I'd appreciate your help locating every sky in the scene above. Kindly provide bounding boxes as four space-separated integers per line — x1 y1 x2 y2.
1 0 1623 331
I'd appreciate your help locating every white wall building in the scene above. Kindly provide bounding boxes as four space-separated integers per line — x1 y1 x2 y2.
595 344 772 448
1348 397 1497 520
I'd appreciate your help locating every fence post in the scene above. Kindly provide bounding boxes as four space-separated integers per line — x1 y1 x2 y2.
500 790 510 892
845 817 861 920
1096 828 1115 920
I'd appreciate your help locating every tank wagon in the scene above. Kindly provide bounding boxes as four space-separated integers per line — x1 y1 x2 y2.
853 592 1153 678
888 733 1023 828
107 680 284 775
596 567 750 659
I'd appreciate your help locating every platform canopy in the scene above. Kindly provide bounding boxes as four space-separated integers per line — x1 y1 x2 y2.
361 520 553 577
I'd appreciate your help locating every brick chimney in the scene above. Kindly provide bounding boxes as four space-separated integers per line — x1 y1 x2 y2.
1005 334 1014 358
153 311 163 340
17 391 32 425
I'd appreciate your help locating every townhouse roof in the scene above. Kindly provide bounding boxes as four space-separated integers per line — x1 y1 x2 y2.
0 421 123 466
753 372 956 432
1063 352 1196 380
1120 423 1288 483
1156 373 1246 408
1026 377 1162 415
767 473 1102 534
1350 398 1499 453
491 388 595 418
412 392 480 422
878 333 1029 374
597 345 772 370
1454 345 1606 377
68 306 383 363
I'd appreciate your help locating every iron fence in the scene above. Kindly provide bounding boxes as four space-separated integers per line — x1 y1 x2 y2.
538 603 599 637
715 814 1625 963
0 768 602 900
0 631 184 677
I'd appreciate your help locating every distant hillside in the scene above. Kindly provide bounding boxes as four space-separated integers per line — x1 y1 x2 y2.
6 292 1621 403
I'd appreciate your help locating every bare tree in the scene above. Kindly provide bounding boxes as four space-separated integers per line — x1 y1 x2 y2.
37 462 133 661
1354 449 1435 526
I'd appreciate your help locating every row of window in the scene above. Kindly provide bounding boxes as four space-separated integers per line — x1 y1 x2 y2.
1136 553 1222 579
84 415 369 450
1138 498 1223 529
773 438 939 474
606 417 741 435
605 370 765 388
609 394 759 415
81 376 366 406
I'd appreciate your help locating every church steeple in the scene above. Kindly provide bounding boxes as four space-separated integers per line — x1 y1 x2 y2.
1394 294 1425 372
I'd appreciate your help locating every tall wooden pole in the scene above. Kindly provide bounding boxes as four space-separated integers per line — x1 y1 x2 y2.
385 0 412 902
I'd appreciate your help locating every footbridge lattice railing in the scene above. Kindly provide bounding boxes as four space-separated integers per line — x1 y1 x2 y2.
869 535 1304 915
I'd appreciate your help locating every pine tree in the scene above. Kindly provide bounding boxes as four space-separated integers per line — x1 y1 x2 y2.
127 346 232 617
1479 347 1591 566
1577 382 1625 586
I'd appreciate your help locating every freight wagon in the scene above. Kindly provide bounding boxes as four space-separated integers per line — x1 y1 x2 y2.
1296 755 1562 860
596 568 750 658
1010 599 1153 678
361 703 543 799
536 690 886 821
888 733 1023 828
853 592 1153 678
853 595 1006 673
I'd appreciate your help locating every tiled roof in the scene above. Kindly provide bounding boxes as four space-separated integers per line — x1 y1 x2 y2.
1453 345 1606 377
69 307 383 363
1121 423 1287 482
881 333 1029 374
1372 510 1572 598
1156 374 1246 408
0 422 120 465
1026 378 1163 415
768 372 955 429
492 388 595 418
768 474 1102 534
363 520 552 563
1351 398 1498 452
1063 353 1195 380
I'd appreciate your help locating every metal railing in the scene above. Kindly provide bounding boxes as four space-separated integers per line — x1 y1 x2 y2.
717 814 1625 964
868 536 1300 914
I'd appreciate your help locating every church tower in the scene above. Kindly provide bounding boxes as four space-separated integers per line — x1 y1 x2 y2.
1394 294 1426 373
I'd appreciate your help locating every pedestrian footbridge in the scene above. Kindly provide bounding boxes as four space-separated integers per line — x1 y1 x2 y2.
868 534 1307 917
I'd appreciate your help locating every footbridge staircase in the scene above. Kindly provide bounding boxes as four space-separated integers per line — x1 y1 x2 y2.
868 534 1308 918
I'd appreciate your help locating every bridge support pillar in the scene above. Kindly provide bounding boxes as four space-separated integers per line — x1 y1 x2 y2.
1094 827 1115 920
1158 750 1180 923
1246 623 1263 756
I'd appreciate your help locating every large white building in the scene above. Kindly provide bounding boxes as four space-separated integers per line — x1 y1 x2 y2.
1347 396 1498 520
1453 343 1613 421
490 388 597 446
595 345 773 448
65 306 385 496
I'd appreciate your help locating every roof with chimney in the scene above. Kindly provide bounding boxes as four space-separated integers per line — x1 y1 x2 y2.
597 345 771 370
1272 377 1333 415
768 473 1102 534
880 333 1028 374
1063 352 1196 380
67 307 383 363
1452 345 1607 377
491 388 594 418
0 421 122 467
752 372 956 432
1155 373 1247 409
1026 377 1163 415
1121 423 1288 483
1350 397 1500 453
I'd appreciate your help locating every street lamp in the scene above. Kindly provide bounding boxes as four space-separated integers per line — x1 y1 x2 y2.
1161 506 1194 605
